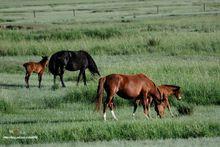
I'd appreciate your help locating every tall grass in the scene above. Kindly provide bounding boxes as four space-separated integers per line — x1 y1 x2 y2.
0 28 121 41
0 31 219 56
0 100 14 113
1 115 219 144
0 54 219 107
13 137 220 147
0 14 220 56
0 1 219 144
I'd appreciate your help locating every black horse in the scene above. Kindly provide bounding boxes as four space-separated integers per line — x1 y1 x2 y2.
48 50 100 87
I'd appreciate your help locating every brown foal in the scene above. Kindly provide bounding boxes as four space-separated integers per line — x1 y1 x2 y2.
23 56 48 88
133 85 181 118
154 85 181 118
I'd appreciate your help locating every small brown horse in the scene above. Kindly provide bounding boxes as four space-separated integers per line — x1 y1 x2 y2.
133 85 181 118
154 85 181 118
95 73 162 121
23 56 48 88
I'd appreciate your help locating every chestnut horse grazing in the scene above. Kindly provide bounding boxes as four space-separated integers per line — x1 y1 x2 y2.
154 85 181 118
95 73 162 121
23 56 48 88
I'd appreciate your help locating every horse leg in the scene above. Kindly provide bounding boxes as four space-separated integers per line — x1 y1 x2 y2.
77 70 83 86
147 104 151 118
147 97 153 118
154 103 160 118
103 91 117 121
158 106 164 118
59 67 66 87
24 72 28 88
53 75 56 85
108 97 118 121
142 93 150 119
25 72 30 88
38 73 43 88
103 100 108 121
59 74 65 87
167 100 174 117
132 101 138 117
82 71 87 86
142 102 149 119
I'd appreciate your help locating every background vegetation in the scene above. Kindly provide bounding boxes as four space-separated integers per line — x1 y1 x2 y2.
0 0 219 145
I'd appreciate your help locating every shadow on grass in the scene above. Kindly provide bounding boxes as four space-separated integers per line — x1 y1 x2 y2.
0 83 25 88
0 117 100 125
0 83 47 89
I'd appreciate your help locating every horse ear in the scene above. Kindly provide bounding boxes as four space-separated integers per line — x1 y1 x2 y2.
42 56 48 59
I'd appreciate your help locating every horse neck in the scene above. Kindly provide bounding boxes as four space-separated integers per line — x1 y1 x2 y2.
160 86 176 98
151 86 161 101
39 60 48 67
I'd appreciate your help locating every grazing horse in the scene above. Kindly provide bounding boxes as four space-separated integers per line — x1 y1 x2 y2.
133 85 181 118
48 50 100 87
23 56 48 88
95 73 162 121
154 85 181 118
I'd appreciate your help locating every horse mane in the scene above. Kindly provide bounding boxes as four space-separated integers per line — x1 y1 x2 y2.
161 84 180 91
39 56 48 64
153 82 162 101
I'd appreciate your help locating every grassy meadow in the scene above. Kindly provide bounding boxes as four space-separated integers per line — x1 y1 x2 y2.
0 0 220 146
7 137 220 147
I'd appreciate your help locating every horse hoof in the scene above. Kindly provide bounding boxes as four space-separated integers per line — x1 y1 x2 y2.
144 116 149 119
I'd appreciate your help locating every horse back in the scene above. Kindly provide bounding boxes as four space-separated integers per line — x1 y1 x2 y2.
105 74 153 98
158 85 175 97
106 73 153 88
23 62 37 72
121 73 160 99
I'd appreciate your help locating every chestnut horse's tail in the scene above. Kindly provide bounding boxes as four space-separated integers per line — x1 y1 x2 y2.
95 77 106 111
23 63 28 71
23 63 27 67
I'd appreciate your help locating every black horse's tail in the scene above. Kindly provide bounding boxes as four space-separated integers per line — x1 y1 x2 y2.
85 52 100 76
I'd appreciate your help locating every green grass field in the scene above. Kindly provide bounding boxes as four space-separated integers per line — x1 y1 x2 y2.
4 137 220 147
0 0 220 146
